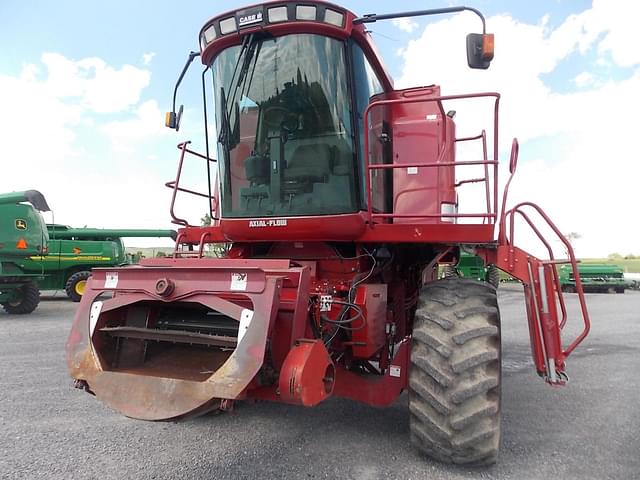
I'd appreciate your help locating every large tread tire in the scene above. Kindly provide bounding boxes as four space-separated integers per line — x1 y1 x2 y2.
486 265 500 289
2 282 40 314
409 277 501 466
65 271 92 302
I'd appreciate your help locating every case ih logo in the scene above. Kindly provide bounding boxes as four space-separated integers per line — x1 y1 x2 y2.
237 9 263 28
15 219 27 230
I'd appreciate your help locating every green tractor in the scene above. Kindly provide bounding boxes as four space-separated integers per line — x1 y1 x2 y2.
441 252 501 288
0 190 50 314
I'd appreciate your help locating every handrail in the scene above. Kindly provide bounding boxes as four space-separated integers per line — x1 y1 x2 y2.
168 142 191 226
456 130 490 223
362 91 500 227
508 208 568 331
198 231 213 258
166 142 218 228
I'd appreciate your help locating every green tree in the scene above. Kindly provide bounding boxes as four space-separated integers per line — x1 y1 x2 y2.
201 213 212 226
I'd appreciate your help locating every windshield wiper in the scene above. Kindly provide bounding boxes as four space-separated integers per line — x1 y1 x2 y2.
218 34 262 147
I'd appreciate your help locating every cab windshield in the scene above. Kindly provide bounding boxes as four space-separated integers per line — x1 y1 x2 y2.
211 34 357 218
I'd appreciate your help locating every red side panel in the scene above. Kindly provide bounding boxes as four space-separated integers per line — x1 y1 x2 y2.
351 284 387 358
389 87 456 224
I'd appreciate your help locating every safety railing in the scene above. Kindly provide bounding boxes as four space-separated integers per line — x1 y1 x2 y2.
500 202 591 359
496 138 590 383
173 229 214 258
455 130 491 223
362 90 501 226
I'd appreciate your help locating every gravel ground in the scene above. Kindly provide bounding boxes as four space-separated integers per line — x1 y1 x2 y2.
1 286 639 480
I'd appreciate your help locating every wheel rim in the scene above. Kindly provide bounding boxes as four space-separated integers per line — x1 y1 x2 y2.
75 280 87 296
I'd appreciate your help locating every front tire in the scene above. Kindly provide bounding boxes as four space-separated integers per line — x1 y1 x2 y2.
409 277 501 465
442 265 458 279
486 265 500 289
65 271 91 302
2 282 40 314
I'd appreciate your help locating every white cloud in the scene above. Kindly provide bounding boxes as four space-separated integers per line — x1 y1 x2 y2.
0 54 178 235
392 17 419 33
573 71 595 88
585 0 640 67
102 99 169 153
395 4 640 257
40 53 151 113
142 52 156 66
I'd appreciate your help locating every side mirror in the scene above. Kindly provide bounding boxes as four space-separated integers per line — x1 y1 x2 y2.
466 33 494 69
165 105 184 131
509 138 519 174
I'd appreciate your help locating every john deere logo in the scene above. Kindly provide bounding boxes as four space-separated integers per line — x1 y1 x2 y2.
15 219 27 230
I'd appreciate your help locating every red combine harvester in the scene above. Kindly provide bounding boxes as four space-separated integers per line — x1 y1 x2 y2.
67 2 591 465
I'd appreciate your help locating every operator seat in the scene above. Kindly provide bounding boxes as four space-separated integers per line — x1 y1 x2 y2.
284 144 332 183
244 154 269 185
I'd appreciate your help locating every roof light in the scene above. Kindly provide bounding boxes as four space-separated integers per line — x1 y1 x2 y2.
296 5 316 21
268 6 288 23
219 17 237 35
323 9 344 27
203 25 217 44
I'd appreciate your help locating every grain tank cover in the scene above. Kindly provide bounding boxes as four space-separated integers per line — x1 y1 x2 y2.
0 190 50 212
48 228 178 241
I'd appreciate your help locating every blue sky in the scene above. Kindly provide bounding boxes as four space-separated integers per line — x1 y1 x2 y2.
0 1 637 257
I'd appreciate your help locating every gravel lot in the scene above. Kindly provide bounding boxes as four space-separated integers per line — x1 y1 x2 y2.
1 286 639 480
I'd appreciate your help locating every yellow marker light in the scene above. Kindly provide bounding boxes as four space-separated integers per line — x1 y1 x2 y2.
165 111 176 128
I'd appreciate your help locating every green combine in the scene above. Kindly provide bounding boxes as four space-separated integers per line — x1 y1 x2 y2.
0 190 50 314
24 226 177 301
0 190 177 313
558 263 632 293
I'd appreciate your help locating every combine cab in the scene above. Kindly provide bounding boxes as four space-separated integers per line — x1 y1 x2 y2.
67 2 591 465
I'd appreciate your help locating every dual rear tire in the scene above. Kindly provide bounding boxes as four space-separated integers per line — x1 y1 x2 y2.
409 277 501 465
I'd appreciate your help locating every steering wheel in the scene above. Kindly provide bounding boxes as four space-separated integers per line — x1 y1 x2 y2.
262 106 299 133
